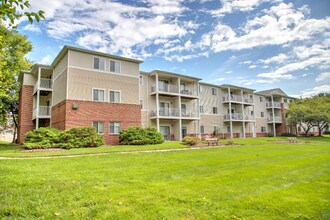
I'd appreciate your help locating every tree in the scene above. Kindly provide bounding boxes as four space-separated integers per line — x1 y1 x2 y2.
288 96 330 136
1 0 45 28
0 25 32 142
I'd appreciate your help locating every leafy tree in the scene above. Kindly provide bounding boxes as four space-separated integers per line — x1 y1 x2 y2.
1 0 45 28
0 25 32 142
288 96 330 136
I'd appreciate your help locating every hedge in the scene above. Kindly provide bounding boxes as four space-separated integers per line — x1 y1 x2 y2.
119 126 164 145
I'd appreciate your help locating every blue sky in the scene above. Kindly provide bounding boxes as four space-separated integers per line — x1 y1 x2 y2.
16 0 330 97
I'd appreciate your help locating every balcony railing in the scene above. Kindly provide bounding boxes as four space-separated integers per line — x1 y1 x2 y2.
40 78 52 89
223 94 253 103
267 116 282 123
151 84 178 94
32 106 51 118
266 102 281 108
150 107 180 117
181 111 198 118
224 113 255 121
180 89 197 96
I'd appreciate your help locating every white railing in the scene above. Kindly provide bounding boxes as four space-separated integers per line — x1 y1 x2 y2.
223 94 253 103
40 78 52 89
151 84 179 94
283 103 289 108
244 115 255 120
181 111 198 118
33 106 51 119
224 113 243 120
150 108 180 117
266 102 281 108
180 89 197 96
268 116 282 123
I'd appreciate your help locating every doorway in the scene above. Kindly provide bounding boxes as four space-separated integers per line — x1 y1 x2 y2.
160 126 171 140
182 125 187 138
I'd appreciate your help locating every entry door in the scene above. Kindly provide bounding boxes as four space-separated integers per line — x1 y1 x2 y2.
159 102 170 116
160 126 170 140
182 126 187 138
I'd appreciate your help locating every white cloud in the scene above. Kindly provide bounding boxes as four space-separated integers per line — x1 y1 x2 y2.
249 65 257 69
23 24 41 33
258 53 288 64
39 55 53 65
210 77 225 83
315 72 330 82
299 85 330 98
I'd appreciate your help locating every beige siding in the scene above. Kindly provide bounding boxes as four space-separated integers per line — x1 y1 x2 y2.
23 73 36 86
199 84 222 114
54 53 68 79
53 70 67 106
68 68 139 104
69 50 140 77
141 111 150 127
200 115 222 134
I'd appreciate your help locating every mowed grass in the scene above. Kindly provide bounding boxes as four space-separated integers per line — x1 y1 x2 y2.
0 137 329 219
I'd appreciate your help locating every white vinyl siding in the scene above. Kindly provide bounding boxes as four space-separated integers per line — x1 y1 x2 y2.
110 60 120 73
200 106 204 113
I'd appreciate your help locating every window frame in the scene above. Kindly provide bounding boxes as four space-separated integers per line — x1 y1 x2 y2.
109 60 121 73
92 121 105 134
261 126 266 133
109 90 121 103
213 107 218 114
200 125 205 134
212 87 217 96
109 122 121 134
200 105 204 114
260 96 263 102
261 112 265 117
93 57 105 71
92 88 105 102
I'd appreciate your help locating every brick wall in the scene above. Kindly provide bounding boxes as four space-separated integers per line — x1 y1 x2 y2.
51 100 141 145
17 85 35 144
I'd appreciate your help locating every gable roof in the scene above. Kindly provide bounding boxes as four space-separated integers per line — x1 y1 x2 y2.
255 88 295 98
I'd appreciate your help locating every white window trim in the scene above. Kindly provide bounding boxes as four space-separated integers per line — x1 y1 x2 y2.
200 105 204 113
213 125 220 132
109 59 121 74
213 107 218 114
92 121 105 134
109 122 121 134
92 88 105 102
109 90 121 103
212 87 217 95
93 56 105 71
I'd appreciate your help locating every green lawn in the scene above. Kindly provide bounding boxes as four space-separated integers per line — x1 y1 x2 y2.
0 137 329 219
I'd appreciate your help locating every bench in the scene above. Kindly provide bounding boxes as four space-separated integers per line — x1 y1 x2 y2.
206 138 219 146
288 137 298 143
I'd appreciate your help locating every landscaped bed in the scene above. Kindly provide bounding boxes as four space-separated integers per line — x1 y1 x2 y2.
0 136 329 219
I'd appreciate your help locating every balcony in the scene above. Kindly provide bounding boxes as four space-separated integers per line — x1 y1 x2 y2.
32 106 51 119
267 116 282 123
151 84 178 95
34 78 53 95
223 94 254 104
150 107 180 118
266 102 281 109
181 111 199 119
224 113 255 121
180 89 198 97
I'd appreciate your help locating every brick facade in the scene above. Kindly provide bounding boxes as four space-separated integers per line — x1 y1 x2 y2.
17 85 35 144
51 100 141 145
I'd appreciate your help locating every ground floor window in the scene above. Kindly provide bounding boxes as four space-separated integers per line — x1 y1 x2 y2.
200 125 205 134
110 122 120 134
261 126 266 132
160 126 170 140
93 121 104 134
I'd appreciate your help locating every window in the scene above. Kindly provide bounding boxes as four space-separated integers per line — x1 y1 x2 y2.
140 100 143 109
110 122 120 134
200 106 204 113
260 96 263 102
93 121 104 133
261 112 264 117
213 125 219 135
181 104 187 115
109 90 120 103
251 111 254 116
213 107 218 114
110 60 120 73
139 76 143 84
298 126 301 132
284 98 287 103
93 57 105 70
200 126 205 134
261 126 266 132
212 88 217 95
227 126 231 133
93 89 104 102
199 85 203 93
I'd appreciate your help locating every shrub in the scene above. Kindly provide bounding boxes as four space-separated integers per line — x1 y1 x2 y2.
182 136 199 146
267 133 274 137
324 131 330 134
281 133 297 137
59 126 103 149
23 127 61 149
119 126 164 145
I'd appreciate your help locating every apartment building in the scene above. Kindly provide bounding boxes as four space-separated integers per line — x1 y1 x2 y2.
18 46 295 145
